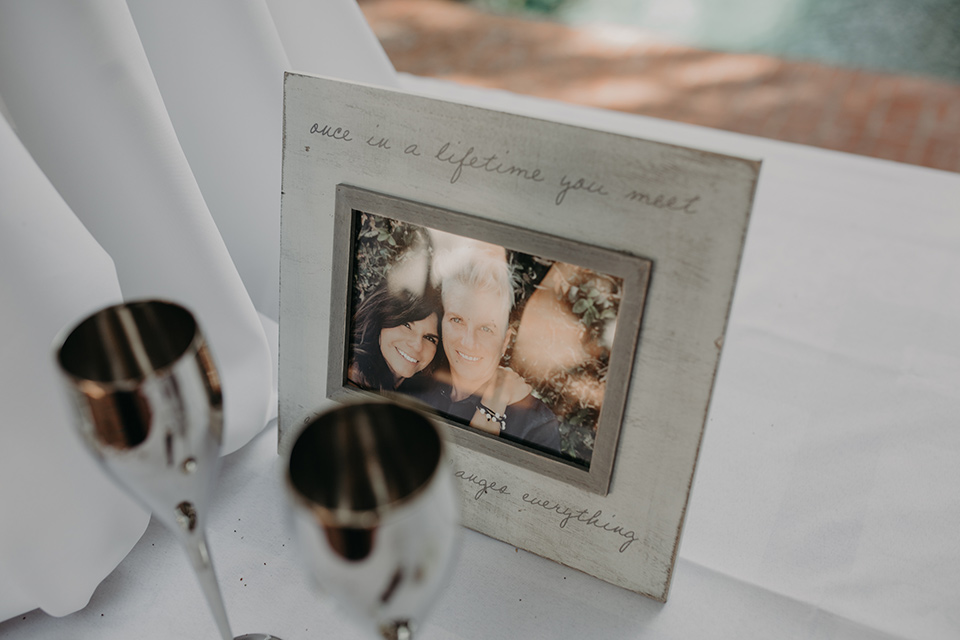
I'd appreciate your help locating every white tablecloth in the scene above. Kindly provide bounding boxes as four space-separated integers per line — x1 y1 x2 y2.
0 0 396 620
2 76 957 639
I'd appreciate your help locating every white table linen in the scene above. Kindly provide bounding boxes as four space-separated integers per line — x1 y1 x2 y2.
2 72 956 638
1 1 957 636
0 110 149 620
0 0 395 622
400 77 960 639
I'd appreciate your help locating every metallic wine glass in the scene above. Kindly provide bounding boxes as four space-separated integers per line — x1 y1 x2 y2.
56 300 278 640
285 401 460 640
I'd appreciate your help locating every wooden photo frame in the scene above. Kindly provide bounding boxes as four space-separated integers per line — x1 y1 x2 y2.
279 73 760 600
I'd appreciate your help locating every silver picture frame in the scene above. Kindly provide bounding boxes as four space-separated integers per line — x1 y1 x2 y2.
327 184 652 495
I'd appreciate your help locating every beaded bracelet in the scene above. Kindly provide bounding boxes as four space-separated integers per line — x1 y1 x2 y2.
477 403 506 434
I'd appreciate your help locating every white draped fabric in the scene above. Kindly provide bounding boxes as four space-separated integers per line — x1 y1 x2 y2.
0 0 396 621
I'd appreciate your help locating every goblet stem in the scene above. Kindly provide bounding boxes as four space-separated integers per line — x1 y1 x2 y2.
182 533 233 640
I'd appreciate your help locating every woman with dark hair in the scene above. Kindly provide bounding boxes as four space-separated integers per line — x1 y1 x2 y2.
347 284 443 391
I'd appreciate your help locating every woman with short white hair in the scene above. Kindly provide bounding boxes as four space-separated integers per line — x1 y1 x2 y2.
407 247 562 456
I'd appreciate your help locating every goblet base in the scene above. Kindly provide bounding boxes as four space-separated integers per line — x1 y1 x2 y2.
236 635 283 640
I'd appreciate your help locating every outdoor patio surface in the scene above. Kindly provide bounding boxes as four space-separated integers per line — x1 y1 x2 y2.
358 0 960 174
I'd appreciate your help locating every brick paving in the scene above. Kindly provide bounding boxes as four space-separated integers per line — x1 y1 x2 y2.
358 0 960 174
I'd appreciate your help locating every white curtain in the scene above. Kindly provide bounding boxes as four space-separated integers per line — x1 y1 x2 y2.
0 0 396 621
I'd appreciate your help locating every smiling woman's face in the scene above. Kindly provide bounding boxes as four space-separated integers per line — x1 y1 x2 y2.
379 314 439 382
441 285 510 393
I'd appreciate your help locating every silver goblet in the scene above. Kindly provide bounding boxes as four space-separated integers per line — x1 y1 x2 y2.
285 401 460 640
55 299 279 640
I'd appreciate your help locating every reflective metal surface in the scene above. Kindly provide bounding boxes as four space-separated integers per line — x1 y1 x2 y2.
286 402 460 640
56 300 278 640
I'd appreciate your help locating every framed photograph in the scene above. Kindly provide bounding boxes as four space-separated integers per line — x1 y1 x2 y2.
279 73 760 601
327 184 651 495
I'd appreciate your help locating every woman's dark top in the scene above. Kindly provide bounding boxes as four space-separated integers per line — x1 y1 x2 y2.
405 378 562 457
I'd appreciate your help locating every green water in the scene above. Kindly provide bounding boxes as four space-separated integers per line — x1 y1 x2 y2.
467 0 960 82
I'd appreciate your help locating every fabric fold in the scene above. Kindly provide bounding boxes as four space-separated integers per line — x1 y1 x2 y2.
0 111 149 621
0 1 274 455
0 0 398 621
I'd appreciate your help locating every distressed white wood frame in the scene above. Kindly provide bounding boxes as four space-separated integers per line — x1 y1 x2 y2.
327 184 652 495
279 73 760 601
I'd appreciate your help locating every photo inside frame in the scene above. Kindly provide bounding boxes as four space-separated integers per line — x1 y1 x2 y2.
344 209 626 469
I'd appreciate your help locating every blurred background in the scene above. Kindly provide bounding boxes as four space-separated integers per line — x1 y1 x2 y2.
357 0 960 172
